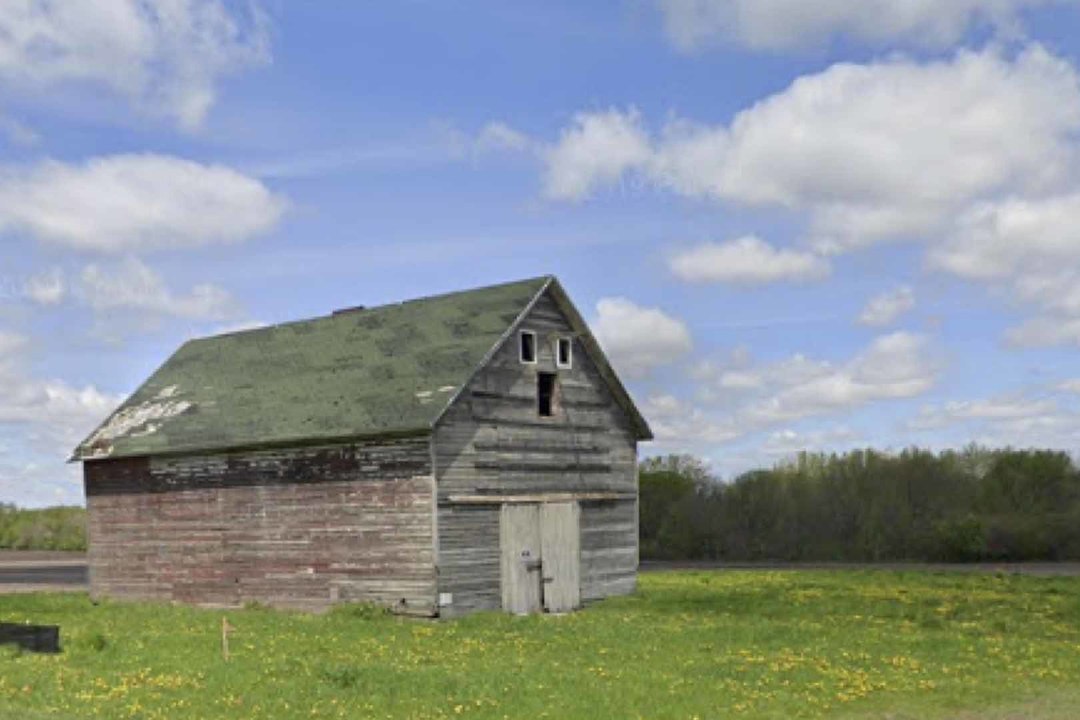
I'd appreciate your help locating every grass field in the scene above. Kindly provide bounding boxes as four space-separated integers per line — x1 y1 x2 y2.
2 570 1080 719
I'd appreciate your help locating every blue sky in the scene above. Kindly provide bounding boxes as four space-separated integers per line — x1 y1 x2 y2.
3 1 1080 506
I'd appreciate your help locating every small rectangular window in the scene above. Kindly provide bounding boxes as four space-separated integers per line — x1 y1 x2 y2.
519 330 536 363
538 372 556 417
556 337 572 368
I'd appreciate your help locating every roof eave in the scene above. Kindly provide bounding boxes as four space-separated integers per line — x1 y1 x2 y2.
70 425 434 464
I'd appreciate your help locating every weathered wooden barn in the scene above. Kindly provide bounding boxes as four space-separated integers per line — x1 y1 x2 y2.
72 276 651 616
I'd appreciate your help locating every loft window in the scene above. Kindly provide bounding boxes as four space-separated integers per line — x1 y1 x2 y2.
538 372 557 417
519 330 537 364
556 337 572 369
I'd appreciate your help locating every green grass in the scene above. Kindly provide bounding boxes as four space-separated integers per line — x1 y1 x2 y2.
2 570 1080 719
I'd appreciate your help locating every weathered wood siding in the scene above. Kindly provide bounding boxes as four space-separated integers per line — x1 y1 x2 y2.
83 437 436 614
433 290 638 615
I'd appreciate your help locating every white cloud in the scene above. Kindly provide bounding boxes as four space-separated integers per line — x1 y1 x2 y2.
685 332 938 435
544 48 1080 249
909 396 1057 429
0 458 84 508
0 330 119 455
932 193 1080 281
738 332 938 425
1005 316 1080 346
0 0 270 129
23 268 65 305
642 393 742 445
1059 379 1080 393
930 193 1080 345
907 390 1080 449
80 257 237 321
669 236 829 285
637 333 937 469
543 46 1080 347
592 297 692 378
761 426 861 457
0 154 285 253
543 108 651 201
858 285 915 327
657 0 1064 52
655 47 1080 250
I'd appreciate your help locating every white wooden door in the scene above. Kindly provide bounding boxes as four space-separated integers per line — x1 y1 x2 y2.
500 504 543 614
540 502 581 613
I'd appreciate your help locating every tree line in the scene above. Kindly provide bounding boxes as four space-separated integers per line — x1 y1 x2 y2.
640 447 1080 562
0 504 87 551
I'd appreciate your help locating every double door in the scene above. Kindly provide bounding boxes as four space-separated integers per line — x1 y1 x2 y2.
500 502 581 614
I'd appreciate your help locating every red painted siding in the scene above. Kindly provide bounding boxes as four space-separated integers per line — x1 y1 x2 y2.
84 437 436 613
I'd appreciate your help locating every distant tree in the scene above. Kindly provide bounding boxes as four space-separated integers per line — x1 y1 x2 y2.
639 447 1080 563
0 505 87 551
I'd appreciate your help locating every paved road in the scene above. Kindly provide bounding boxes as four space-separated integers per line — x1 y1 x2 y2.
0 564 87 586
3 555 1080 594
640 560 1080 576
0 552 88 591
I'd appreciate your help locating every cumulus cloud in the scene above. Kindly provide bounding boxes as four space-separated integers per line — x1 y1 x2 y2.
858 286 915 327
669 236 829 285
80 257 237 321
544 49 1080 247
743 334 937 427
908 390 1080 448
542 46 1080 347
642 393 742 445
932 193 1080 281
543 108 651 201
657 0 1064 52
929 193 1080 346
0 154 285 253
591 297 692 378
686 332 939 434
667 47 1079 248
0 0 270 129
0 330 119 454
638 333 937 465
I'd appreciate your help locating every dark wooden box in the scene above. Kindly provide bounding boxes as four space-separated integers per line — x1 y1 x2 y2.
0 623 61 653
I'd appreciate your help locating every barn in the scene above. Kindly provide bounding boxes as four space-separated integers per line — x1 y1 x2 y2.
72 276 651 616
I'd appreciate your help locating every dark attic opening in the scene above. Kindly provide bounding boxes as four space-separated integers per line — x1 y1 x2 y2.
538 371 557 417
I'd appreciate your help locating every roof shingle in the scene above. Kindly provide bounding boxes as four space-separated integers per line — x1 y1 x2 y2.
73 276 550 460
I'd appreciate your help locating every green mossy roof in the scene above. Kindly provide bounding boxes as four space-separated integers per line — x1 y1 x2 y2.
73 277 551 461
